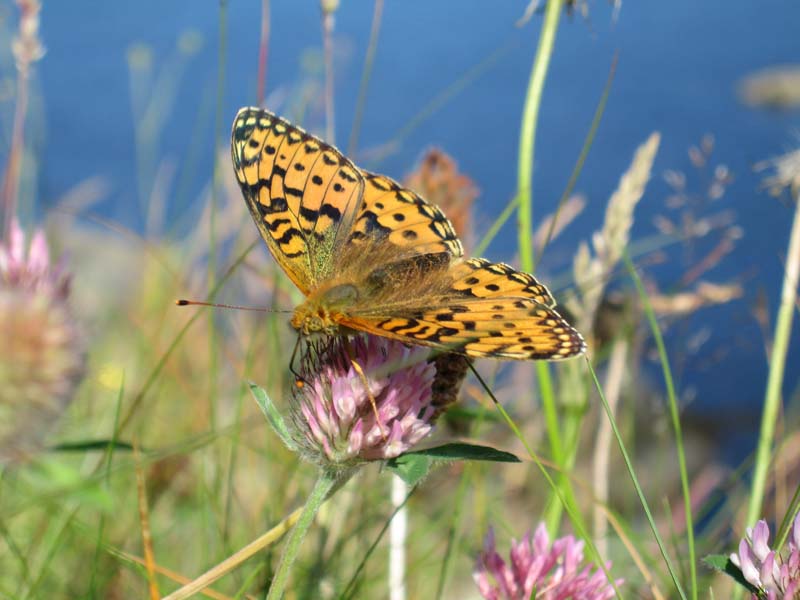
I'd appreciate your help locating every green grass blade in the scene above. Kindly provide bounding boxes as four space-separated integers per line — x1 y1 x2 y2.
89 377 125 596
117 240 257 434
534 53 617 269
347 0 384 156
340 486 417 600
514 0 574 534
586 358 687 600
622 249 696 599
746 191 800 531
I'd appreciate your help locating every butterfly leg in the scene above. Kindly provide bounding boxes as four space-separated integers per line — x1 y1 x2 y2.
289 333 308 387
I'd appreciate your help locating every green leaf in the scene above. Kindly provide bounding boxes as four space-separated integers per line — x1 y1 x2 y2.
702 554 760 595
248 381 297 452
386 454 432 486
386 443 519 486
406 442 520 463
49 439 135 453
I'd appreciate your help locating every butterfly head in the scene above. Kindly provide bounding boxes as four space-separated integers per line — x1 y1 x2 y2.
290 283 360 336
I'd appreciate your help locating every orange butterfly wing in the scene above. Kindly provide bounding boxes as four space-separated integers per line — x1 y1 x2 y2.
232 107 585 361
231 107 364 294
340 258 585 360
349 172 463 258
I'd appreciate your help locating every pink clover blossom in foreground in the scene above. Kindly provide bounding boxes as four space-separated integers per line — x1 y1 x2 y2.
0 218 84 464
291 335 436 467
474 524 621 600
0 217 68 296
731 514 800 599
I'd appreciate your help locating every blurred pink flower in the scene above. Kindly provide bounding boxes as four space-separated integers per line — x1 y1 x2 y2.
474 524 621 600
0 218 84 464
730 514 800 599
291 335 436 467
0 217 68 296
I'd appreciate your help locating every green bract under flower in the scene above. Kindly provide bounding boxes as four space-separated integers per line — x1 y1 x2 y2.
290 335 437 468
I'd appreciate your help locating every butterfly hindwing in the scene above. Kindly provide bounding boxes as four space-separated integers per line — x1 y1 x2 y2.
349 172 463 258
448 258 556 307
342 258 584 360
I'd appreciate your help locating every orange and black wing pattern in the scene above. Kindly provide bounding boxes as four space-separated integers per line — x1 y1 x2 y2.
342 258 585 360
231 107 364 294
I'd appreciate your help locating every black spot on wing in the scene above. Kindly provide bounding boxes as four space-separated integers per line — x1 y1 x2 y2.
299 206 319 222
319 203 342 221
285 186 303 198
266 217 291 231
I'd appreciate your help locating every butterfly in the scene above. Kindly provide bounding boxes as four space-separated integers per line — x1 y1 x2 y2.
231 107 585 361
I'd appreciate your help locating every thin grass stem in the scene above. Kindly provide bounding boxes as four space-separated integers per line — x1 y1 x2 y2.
265 473 338 600
490 398 624 599
592 337 628 557
163 504 305 600
473 194 519 257
388 474 407 600
586 358 688 600
341 485 416 600
117 240 258 434
747 192 800 530
434 464 472 600
256 0 270 105
1 46 28 237
368 42 514 168
348 0 384 156
321 3 336 143
534 53 617 269
514 0 573 535
622 251 696 598
89 378 125 596
516 0 562 271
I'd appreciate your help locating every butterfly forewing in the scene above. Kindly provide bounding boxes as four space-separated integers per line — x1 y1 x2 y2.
231 107 364 293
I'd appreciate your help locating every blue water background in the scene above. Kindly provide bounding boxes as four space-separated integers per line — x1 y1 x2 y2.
32 0 800 461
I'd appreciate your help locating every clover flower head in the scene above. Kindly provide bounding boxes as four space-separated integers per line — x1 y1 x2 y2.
290 335 437 468
0 219 85 465
474 523 621 600
730 514 800 599
0 217 68 296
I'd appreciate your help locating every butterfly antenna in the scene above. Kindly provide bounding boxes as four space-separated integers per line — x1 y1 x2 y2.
175 299 291 313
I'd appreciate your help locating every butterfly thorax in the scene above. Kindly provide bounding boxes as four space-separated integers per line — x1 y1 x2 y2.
290 283 359 336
